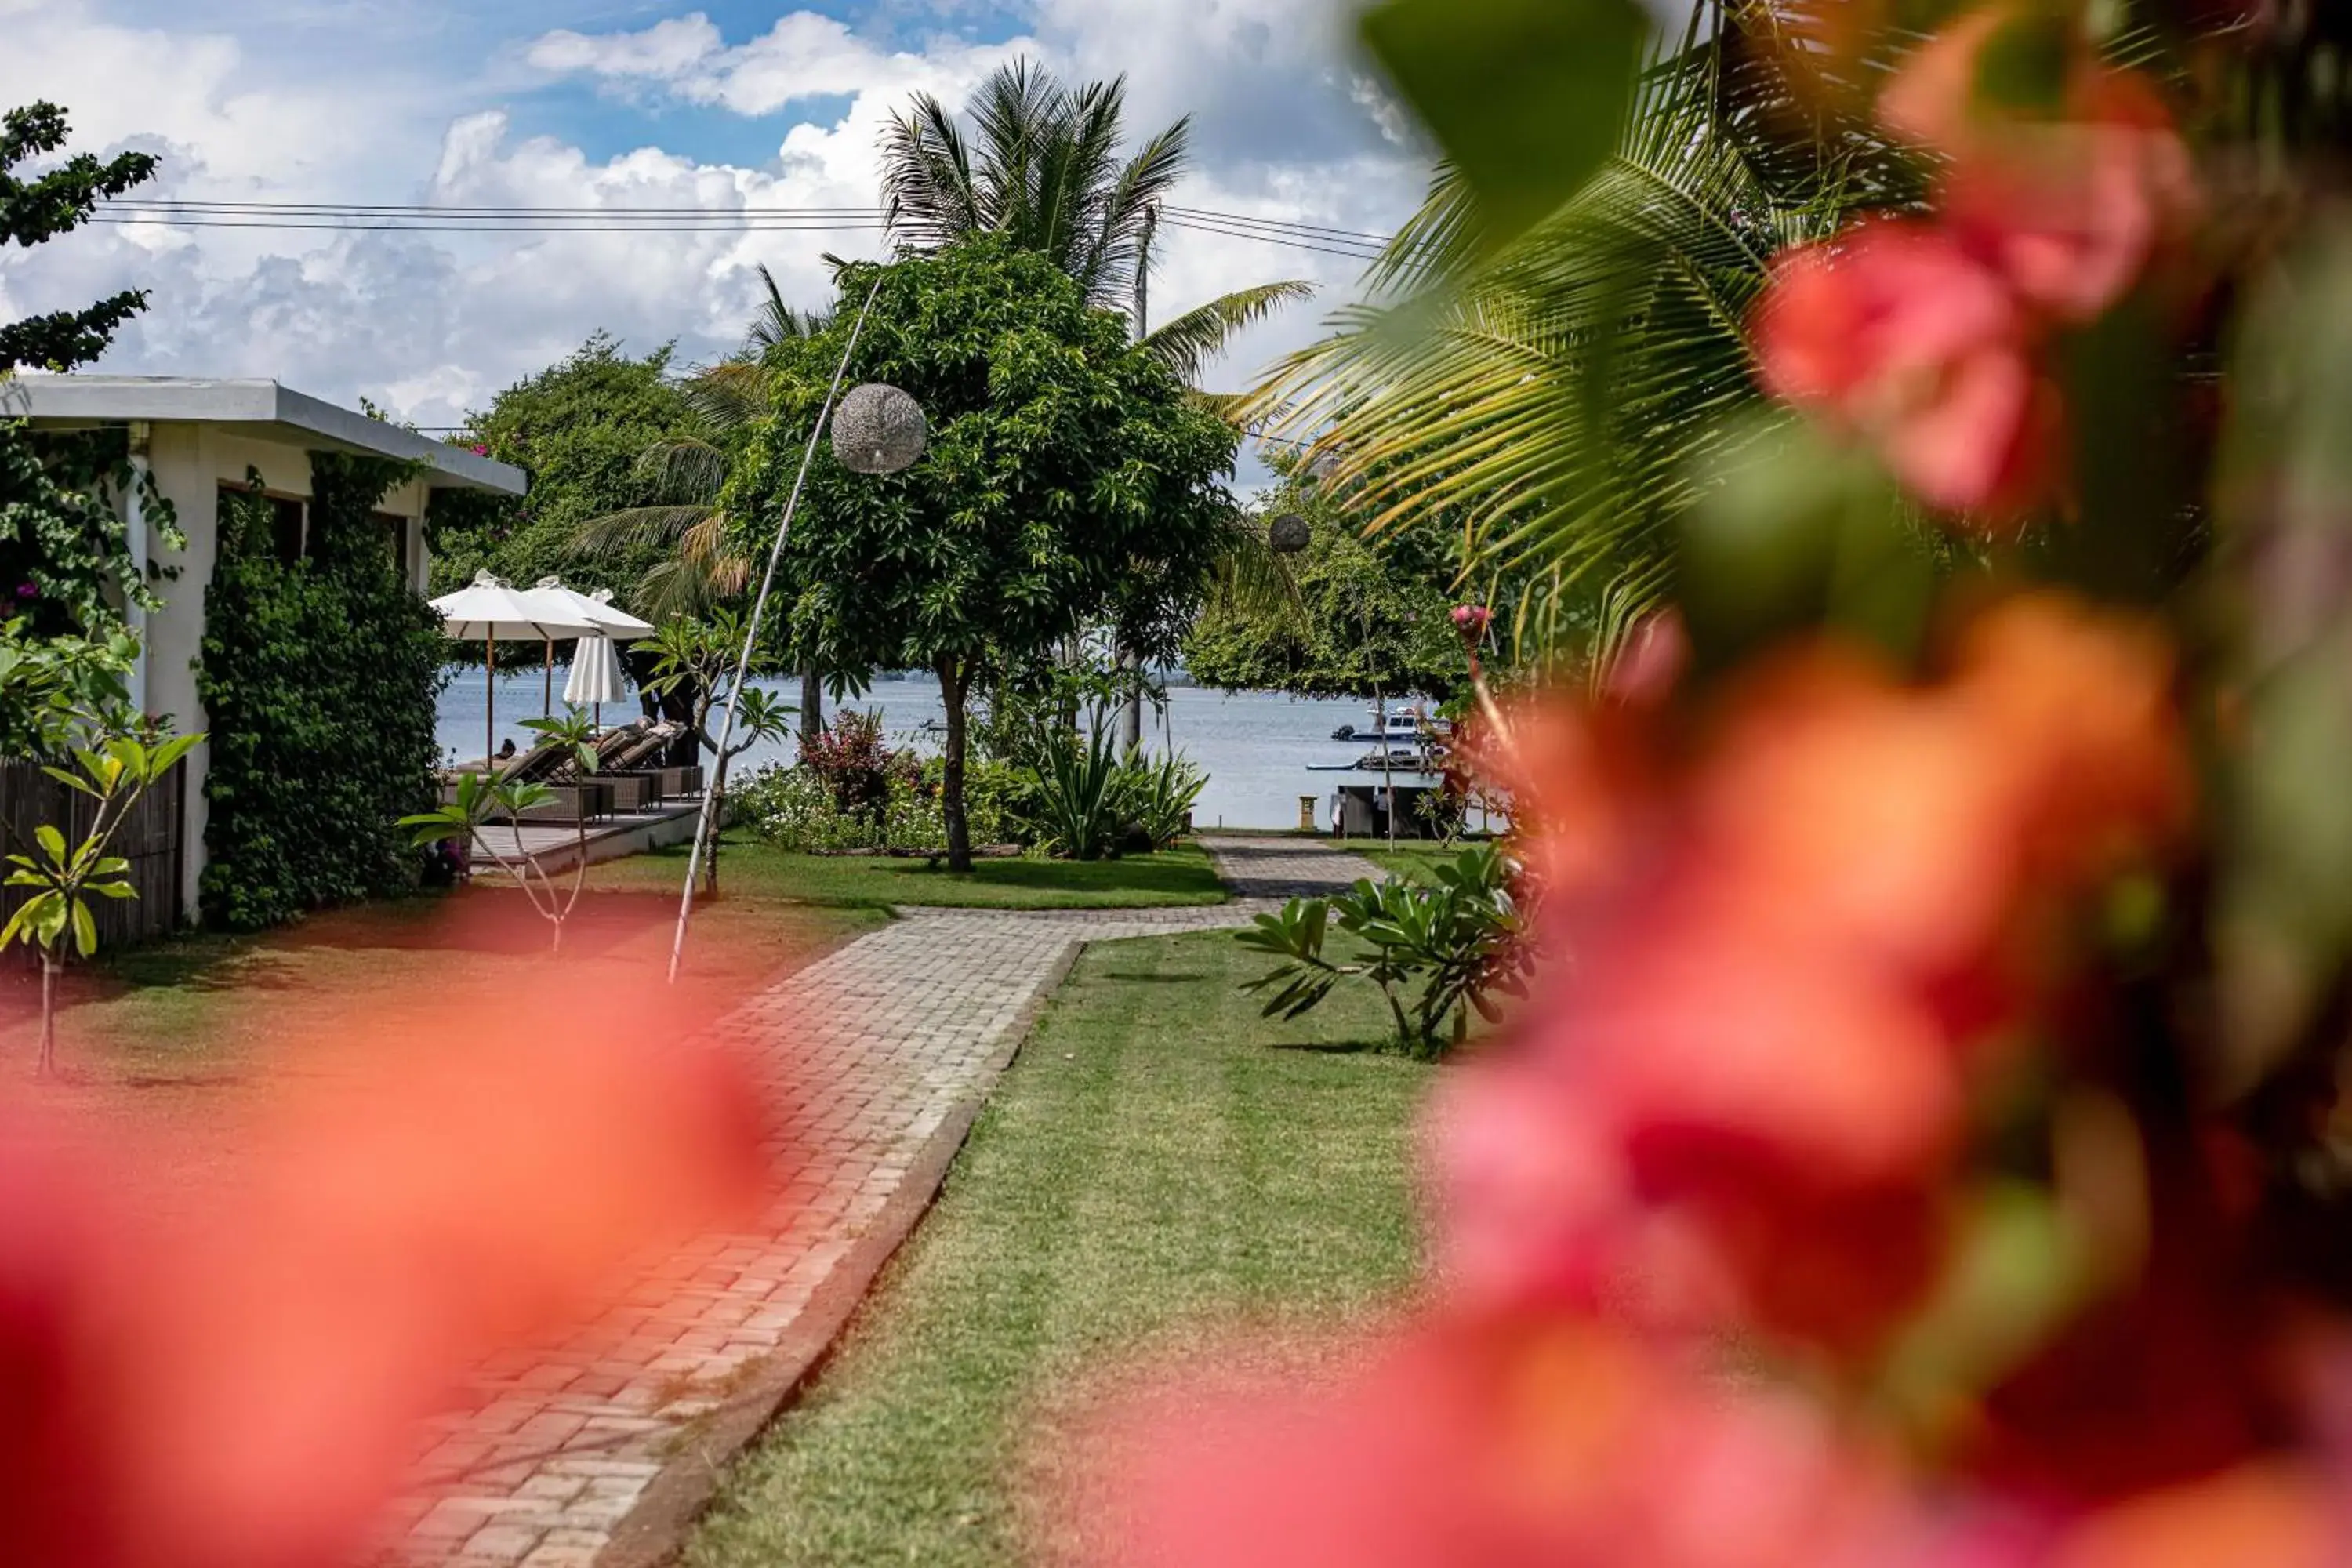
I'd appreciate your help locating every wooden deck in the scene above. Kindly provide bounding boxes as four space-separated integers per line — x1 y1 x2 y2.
467 801 704 878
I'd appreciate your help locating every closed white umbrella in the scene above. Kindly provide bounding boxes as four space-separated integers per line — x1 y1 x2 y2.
564 636 630 729
430 572 597 768
525 579 656 719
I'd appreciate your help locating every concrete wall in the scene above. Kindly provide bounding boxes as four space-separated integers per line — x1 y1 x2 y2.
133 426 437 918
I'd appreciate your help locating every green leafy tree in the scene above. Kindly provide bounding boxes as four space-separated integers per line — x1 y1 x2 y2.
1185 461 1474 702
429 335 699 606
884 60 1312 745
740 238 1238 872
568 268 840 747
1 102 180 640
5 731 201 1076
0 103 155 373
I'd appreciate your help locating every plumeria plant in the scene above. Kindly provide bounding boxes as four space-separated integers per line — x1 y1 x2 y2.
1076 4 2352 1565
399 707 605 955
644 614 797 897
5 731 201 1077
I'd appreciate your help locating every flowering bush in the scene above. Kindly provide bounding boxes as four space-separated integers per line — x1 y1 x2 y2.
730 760 1016 855
1071 5 2352 1565
799 710 920 827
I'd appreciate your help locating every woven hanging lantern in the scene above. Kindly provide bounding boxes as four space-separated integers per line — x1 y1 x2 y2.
831 383 927 475
1269 513 1312 555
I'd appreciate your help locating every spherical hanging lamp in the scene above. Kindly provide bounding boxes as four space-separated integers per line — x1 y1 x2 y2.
831 383 927 475
1269 513 1312 554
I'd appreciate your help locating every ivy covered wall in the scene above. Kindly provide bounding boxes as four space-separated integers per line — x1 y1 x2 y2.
198 453 447 931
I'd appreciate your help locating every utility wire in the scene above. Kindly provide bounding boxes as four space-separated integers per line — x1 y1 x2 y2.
83 197 1401 258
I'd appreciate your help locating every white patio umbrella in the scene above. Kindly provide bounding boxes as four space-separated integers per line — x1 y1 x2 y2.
564 636 630 730
430 572 597 768
528 579 657 719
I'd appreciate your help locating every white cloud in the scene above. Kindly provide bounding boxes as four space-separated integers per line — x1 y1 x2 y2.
1 0 1433 444
527 15 723 82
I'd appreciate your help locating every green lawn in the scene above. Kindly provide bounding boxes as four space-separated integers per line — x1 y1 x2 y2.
593 835 1232 911
684 927 1432 1568
1353 839 1496 884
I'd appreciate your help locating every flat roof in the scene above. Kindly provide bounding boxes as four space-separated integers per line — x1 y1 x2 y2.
0 376 526 496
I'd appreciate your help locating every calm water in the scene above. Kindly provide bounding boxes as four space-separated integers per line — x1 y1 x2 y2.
436 669 1405 831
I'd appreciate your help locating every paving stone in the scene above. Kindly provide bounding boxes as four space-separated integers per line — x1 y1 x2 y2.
376 837 1365 1563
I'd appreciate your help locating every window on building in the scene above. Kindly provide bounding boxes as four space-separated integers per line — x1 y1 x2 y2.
270 498 307 566
374 512 412 579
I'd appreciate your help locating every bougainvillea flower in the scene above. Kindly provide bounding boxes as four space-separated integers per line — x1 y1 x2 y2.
1879 9 2197 323
1753 223 2055 517
1432 598 2187 1352
1085 1319 1931 1568
0 956 771 1568
1453 604 1494 639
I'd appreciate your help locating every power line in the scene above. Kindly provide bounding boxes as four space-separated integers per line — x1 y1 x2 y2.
1160 215 1386 263
83 197 1399 258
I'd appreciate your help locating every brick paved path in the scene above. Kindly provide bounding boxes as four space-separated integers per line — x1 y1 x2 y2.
383 838 1373 1567
1194 832 1386 898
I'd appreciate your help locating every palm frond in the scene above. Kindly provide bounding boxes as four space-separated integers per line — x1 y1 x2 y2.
630 439 734 506
1142 281 1316 385
570 506 720 561
882 91 984 251
745 263 827 355
677 365 771 438
1238 28 1867 652
1207 523 1305 621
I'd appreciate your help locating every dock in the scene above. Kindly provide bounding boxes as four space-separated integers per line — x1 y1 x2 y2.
467 800 703 878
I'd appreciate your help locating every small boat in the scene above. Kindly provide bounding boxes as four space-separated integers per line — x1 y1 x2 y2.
1337 707 1432 744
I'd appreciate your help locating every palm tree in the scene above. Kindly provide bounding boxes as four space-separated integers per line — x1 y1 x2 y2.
885 59 1316 742
1240 4 1889 664
884 60 1314 384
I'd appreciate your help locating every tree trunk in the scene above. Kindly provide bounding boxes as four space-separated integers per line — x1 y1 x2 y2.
799 669 826 760
938 655 973 874
703 754 729 901
37 953 59 1078
1118 648 1145 753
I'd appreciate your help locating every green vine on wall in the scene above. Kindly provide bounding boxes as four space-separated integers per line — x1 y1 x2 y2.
0 419 183 641
198 454 447 931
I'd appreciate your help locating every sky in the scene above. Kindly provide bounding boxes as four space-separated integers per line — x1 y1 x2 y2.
0 0 1436 444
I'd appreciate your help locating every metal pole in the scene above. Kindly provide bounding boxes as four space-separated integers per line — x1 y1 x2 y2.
670 275 888 983
486 636 496 770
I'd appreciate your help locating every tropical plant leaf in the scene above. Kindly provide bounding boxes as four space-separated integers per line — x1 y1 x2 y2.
1359 0 1648 248
1142 281 1316 386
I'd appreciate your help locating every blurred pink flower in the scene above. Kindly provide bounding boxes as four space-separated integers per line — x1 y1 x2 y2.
0 951 772 1568
1878 8 2198 324
1087 1320 1930 1568
1453 604 1494 640
1753 223 2055 517
1453 598 2186 1353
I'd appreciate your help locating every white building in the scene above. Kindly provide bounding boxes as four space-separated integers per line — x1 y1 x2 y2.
3 376 526 915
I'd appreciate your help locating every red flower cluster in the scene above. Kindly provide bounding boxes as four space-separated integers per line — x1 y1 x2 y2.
1432 597 2189 1352
1076 596 2352 1564
1752 6 2196 519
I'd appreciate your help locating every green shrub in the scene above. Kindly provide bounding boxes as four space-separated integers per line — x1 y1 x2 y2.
1238 845 1534 1059
732 763 1013 855
198 456 446 931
